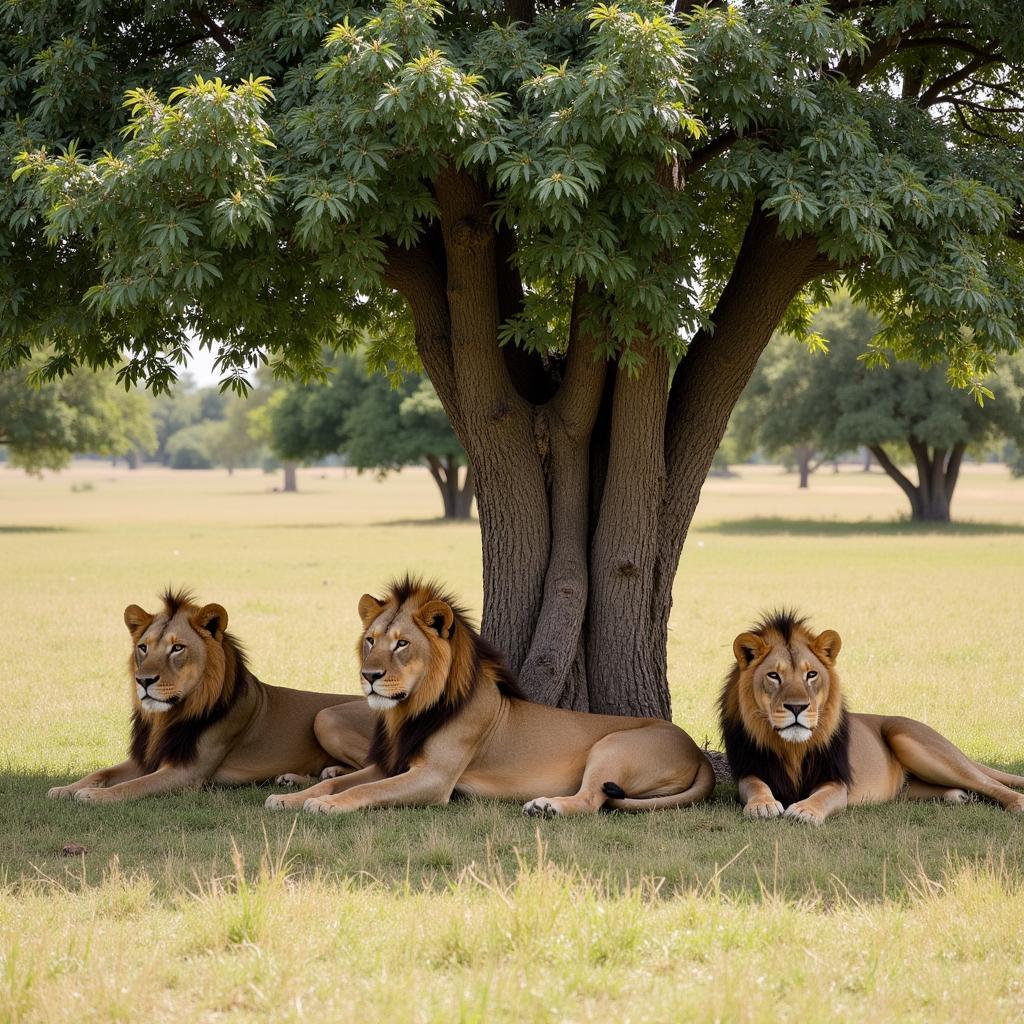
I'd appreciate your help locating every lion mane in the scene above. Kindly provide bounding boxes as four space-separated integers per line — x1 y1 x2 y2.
718 609 853 807
364 576 524 777
128 587 252 773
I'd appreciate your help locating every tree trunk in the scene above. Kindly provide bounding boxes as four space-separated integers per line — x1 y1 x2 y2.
869 442 963 523
282 461 297 493
795 445 813 488
385 189 833 718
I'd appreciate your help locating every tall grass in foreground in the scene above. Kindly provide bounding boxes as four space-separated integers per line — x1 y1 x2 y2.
2 832 1023 1024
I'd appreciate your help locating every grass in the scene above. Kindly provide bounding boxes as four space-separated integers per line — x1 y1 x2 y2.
2 460 1024 1021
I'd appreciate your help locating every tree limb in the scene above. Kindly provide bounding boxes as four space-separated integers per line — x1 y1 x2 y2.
868 444 920 509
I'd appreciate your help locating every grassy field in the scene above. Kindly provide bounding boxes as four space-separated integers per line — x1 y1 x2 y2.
2 461 1024 1022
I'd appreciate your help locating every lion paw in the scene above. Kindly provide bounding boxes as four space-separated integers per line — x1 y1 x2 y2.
273 774 309 788
73 787 111 804
783 801 826 826
942 788 971 804
319 765 349 781
265 793 302 811
303 797 348 815
47 785 75 800
522 797 561 818
743 798 784 820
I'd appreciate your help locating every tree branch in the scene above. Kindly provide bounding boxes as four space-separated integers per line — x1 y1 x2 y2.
944 442 966 502
685 130 738 174
188 11 235 53
868 444 920 508
918 53 1000 108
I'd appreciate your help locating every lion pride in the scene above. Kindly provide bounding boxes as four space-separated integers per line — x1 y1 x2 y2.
720 610 1024 824
48 589 375 802
267 577 714 815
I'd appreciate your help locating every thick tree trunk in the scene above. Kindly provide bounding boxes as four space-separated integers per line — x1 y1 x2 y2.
869 442 964 522
282 461 297 493
425 454 475 519
385 190 832 718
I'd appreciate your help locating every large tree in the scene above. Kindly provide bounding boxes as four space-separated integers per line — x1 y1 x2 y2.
5 2 1024 715
734 299 1024 518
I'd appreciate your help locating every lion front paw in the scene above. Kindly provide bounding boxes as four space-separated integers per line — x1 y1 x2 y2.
783 800 826 826
303 796 351 815
522 797 562 818
74 787 113 804
743 798 784 820
48 785 76 800
319 765 349 781
265 792 304 811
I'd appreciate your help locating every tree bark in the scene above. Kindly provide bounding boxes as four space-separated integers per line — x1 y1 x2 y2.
795 445 814 488
869 442 963 522
283 461 297 493
386 193 833 718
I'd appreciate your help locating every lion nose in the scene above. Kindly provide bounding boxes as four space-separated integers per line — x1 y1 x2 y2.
362 670 385 685
136 675 160 688
783 701 809 717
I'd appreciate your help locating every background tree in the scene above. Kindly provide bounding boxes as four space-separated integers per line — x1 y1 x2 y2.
6 2 1024 715
269 354 474 517
0 366 155 474
736 298 1024 521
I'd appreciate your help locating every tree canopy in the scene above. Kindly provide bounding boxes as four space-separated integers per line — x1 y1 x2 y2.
5 1 1024 714
736 296 1024 519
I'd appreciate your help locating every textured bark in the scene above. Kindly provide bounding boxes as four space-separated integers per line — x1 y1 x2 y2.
869 442 964 522
282 461 297 493
385 196 833 718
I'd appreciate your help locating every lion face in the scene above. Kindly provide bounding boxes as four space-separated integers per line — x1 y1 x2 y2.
733 627 842 744
123 600 228 714
356 591 455 713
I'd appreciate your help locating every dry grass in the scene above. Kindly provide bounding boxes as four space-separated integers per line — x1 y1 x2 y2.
1 460 1023 1021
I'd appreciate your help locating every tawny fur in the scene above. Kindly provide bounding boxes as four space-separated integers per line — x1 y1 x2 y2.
266 577 715 817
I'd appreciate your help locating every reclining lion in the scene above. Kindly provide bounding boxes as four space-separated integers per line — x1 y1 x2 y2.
720 610 1024 824
48 589 375 802
266 577 714 815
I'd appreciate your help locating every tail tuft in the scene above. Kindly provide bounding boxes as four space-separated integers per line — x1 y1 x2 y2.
602 781 627 799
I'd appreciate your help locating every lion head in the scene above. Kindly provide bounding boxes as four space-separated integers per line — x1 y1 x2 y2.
123 589 241 718
355 577 522 776
722 611 843 750
355 577 476 718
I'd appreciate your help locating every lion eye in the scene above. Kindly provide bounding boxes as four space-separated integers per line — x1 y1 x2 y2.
395 639 409 650
137 643 147 654
365 636 374 648
170 644 185 654
766 671 781 684
806 670 818 681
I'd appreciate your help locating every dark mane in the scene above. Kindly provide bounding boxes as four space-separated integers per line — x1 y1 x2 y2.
368 579 525 777
718 609 853 807
160 586 197 619
129 630 252 772
719 704 853 808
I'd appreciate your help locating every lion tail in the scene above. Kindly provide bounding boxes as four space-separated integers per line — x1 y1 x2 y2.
601 756 715 812
977 762 1024 788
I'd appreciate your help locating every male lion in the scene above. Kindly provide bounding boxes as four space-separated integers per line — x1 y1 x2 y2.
266 577 714 815
48 589 375 802
719 610 1024 824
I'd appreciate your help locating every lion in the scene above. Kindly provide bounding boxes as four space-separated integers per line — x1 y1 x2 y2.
266 577 714 815
48 588 376 803
719 610 1024 824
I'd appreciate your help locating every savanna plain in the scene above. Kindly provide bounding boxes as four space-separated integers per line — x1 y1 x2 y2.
2 462 1024 1023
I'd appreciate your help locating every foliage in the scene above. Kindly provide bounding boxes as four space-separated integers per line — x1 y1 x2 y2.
0 365 155 474
164 419 226 469
3 1 1024 390
787 298 1024 457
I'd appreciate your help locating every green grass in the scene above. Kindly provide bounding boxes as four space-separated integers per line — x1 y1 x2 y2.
2 461 1024 1022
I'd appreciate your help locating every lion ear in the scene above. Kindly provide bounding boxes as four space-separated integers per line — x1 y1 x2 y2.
813 629 842 664
124 604 153 636
193 603 228 641
358 594 386 628
417 599 455 639
733 632 766 669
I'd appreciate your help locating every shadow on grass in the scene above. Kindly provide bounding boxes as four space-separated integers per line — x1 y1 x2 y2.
0 525 75 535
700 516 1024 537
7 767 1024 902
